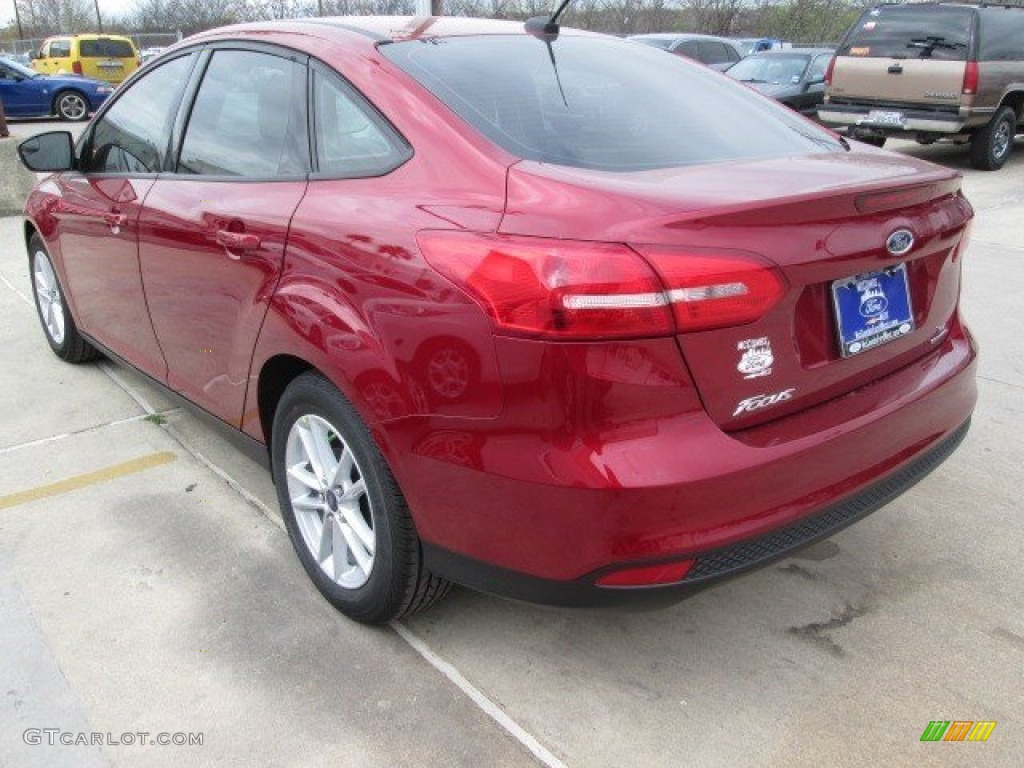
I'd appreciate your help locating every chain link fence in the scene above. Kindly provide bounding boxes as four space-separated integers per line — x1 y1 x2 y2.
2 32 182 58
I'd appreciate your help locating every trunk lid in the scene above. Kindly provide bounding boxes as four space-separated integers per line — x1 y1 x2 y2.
501 150 973 430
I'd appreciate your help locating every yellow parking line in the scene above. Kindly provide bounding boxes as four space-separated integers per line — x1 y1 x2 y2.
0 452 176 510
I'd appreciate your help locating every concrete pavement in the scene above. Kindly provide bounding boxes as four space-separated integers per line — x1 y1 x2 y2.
1 133 1022 767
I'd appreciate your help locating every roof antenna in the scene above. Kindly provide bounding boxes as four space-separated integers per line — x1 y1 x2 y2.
525 0 573 39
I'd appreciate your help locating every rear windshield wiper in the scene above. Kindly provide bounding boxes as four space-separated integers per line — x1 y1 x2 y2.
740 78 768 83
907 36 966 57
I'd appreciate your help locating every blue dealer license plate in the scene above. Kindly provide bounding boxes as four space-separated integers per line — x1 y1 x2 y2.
832 264 914 357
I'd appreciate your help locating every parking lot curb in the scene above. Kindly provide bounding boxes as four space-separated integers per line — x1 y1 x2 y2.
0 139 33 217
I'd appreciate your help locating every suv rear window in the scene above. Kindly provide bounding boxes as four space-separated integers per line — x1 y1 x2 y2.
382 36 842 172
838 6 973 61
80 39 135 58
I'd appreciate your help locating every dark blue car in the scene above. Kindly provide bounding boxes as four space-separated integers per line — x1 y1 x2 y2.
0 57 112 121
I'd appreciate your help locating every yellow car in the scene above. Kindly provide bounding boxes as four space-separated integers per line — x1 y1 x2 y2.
31 34 140 85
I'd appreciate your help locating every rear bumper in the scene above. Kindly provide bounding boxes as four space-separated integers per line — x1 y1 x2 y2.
393 322 977 602
819 104 970 135
424 417 970 607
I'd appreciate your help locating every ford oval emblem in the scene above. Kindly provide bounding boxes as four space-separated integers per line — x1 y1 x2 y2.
886 229 914 256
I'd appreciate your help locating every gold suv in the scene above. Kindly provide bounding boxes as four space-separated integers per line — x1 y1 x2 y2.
819 2 1024 170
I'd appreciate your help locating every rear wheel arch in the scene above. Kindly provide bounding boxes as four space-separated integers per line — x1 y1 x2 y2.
997 90 1024 123
257 354 315 455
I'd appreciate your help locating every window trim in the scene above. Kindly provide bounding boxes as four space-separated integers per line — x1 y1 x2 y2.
307 60 414 181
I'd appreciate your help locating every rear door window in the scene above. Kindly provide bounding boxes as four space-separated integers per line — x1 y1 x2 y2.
675 40 701 60
838 6 973 61
178 50 309 177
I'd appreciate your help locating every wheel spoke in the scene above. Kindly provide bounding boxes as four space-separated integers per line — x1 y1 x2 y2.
308 418 339 487
340 478 365 503
287 462 321 492
291 493 324 512
296 420 328 487
339 503 374 554
315 514 332 565
51 303 65 340
330 516 354 581
331 448 354 489
339 521 372 576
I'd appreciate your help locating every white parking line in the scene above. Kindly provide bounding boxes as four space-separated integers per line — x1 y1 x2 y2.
0 411 180 456
2 254 566 767
392 621 568 768
0 272 33 308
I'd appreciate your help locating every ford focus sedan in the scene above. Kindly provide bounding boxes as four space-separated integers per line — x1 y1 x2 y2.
17 16 977 623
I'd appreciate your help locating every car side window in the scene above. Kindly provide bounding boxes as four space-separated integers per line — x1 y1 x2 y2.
699 42 731 66
313 69 411 178
178 50 309 178
84 53 196 175
675 41 701 61
50 40 71 59
807 55 830 82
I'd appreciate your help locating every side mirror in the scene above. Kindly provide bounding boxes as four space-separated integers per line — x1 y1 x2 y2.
18 132 75 172
30 50 40 60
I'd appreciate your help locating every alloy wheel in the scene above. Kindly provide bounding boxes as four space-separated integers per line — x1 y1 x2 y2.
285 414 375 589
33 250 66 345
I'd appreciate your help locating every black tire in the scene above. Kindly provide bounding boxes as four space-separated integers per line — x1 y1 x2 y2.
970 106 1016 171
28 234 100 364
53 90 90 122
271 372 450 623
855 135 887 148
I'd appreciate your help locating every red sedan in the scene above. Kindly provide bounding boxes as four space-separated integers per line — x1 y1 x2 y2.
16 16 977 623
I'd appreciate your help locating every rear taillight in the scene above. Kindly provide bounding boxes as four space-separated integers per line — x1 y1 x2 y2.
72 61 82 75
635 247 786 333
824 55 836 86
962 61 979 95
417 231 674 339
418 232 785 339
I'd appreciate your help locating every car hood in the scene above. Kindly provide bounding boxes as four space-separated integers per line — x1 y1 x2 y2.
746 82 799 98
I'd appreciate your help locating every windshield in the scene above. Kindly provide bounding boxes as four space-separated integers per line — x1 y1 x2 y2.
728 55 810 84
382 35 843 172
1 58 39 78
839 6 973 61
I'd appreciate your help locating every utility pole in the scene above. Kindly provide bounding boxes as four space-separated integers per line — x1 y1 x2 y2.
12 0 25 40
92 0 103 32
317 0 322 16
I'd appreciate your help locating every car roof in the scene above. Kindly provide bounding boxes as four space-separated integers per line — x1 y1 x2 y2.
629 33 735 43
188 15 604 48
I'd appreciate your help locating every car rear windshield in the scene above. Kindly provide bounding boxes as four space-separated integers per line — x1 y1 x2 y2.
838 6 973 61
381 35 843 172
79 39 135 58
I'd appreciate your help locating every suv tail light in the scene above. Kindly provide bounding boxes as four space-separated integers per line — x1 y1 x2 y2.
962 61 979 95
72 61 83 75
418 232 785 339
824 55 836 86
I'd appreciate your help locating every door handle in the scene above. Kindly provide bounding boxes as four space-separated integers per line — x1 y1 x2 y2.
216 230 261 251
103 212 127 227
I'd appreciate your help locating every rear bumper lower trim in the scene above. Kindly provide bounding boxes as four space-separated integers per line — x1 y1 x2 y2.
424 418 971 608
